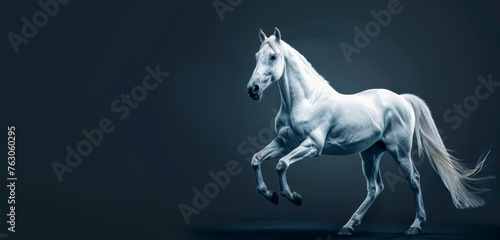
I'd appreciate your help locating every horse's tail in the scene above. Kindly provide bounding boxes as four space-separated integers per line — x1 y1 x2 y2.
402 93 494 209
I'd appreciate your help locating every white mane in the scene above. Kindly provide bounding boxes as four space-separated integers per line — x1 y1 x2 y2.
262 36 331 87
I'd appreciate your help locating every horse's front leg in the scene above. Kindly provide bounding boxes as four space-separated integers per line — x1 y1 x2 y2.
251 137 287 205
276 138 319 206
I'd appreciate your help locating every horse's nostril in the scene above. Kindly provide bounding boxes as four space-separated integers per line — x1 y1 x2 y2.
253 85 259 93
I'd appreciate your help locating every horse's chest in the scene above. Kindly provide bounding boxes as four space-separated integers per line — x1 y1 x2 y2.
276 112 315 147
277 125 304 149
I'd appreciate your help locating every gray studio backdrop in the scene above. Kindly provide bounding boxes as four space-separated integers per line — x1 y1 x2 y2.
2 0 500 239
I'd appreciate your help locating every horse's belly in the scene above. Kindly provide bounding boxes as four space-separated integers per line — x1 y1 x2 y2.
322 127 382 155
322 141 374 155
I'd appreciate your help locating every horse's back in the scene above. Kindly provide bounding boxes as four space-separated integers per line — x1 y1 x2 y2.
355 88 402 103
355 88 413 115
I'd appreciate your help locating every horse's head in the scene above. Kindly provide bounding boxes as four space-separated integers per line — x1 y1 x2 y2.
247 27 285 100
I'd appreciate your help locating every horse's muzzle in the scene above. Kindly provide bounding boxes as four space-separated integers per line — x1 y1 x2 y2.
247 85 260 100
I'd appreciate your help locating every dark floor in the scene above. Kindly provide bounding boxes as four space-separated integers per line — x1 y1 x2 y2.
191 221 500 240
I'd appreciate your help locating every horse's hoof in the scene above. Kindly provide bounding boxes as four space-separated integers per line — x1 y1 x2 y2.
291 191 302 206
338 227 354 236
406 227 421 235
268 190 279 205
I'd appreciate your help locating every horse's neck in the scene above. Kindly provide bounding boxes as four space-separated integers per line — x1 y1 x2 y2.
278 72 305 111
278 46 336 111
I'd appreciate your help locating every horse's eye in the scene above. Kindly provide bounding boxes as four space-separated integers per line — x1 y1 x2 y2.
270 55 276 61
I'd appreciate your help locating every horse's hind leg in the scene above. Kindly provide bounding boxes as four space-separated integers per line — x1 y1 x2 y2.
339 143 385 235
388 141 426 235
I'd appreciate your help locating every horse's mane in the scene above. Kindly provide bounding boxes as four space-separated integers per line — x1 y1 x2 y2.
262 37 330 86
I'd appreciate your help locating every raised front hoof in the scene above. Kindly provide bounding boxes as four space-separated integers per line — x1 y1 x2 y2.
267 190 279 205
338 227 354 236
406 227 421 235
289 191 302 206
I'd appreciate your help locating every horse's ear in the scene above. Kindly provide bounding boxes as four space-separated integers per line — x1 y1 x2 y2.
274 27 281 43
259 29 267 43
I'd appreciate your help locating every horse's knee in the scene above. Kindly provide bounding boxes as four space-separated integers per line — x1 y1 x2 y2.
276 161 288 173
251 156 260 170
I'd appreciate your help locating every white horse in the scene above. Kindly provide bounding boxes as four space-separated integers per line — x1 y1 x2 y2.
247 28 493 235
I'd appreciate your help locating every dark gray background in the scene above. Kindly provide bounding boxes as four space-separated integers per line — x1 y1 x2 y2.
2 0 500 239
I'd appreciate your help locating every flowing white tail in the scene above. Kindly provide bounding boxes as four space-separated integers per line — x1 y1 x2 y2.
403 94 494 209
